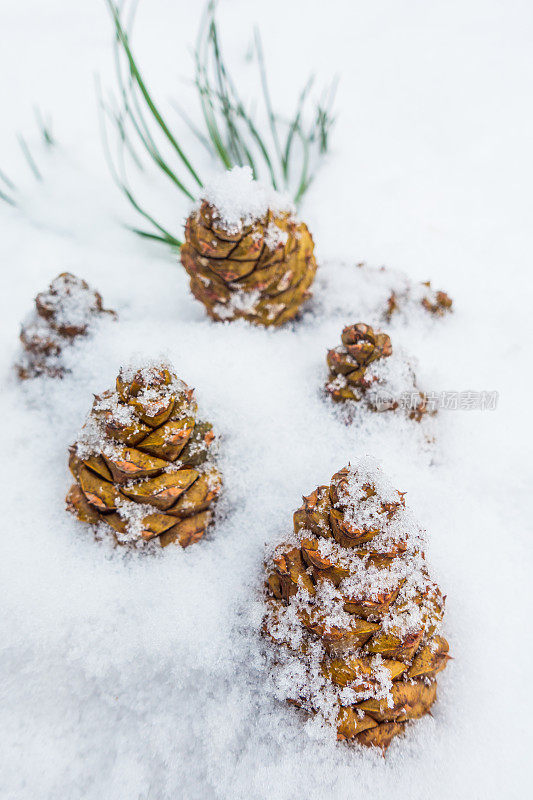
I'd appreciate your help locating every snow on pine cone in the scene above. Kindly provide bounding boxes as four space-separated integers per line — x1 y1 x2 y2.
66 362 222 548
180 167 317 326
263 458 450 752
325 323 430 421
16 272 116 379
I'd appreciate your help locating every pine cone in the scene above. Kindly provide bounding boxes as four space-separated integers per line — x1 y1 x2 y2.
66 363 222 548
325 322 429 421
387 280 452 320
264 459 450 752
16 272 116 379
180 175 317 326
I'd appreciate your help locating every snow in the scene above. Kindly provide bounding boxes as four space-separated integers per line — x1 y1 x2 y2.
201 166 294 233
264 221 290 250
0 1 532 799
364 348 423 410
213 287 262 319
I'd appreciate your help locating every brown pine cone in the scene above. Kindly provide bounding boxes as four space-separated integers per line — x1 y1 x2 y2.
325 322 429 421
66 362 222 548
263 458 450 752
180 170 317 326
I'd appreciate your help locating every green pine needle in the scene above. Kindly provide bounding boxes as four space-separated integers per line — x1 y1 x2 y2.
18 135 42 182
101 0 337 252
34 107 56 148
0 168 16 206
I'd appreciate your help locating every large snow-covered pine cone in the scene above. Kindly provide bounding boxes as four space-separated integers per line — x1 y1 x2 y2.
16 272 116 379
264 458 450 752
325 322 429 421
66 363 222 548
180 167 317 326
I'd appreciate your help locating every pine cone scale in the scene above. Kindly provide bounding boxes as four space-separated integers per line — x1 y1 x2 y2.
357 722 405 750
102 448 168 483
159 511 211 548
337 709 378 740
136 418 195 461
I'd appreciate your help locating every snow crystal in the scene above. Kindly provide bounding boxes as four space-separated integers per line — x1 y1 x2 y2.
201 166 294 233
213 288 262 320
264 221 289 251
113 497 156 543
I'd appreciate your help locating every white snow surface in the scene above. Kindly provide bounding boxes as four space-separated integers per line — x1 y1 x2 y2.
1 1 532 799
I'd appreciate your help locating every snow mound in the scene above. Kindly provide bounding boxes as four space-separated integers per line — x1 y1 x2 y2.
313 260 452 326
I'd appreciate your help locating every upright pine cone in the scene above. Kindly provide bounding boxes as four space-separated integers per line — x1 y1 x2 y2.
66 363 222 548
180 167 317 326
16 272 116 379
325 322 429 421
264 458 450 752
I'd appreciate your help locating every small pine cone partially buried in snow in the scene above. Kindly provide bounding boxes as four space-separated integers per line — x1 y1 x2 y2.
180 167 317 326
386 280 452 321
16 272 116 379
263 457 450 752
325 323 430 421
66 362 222 548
